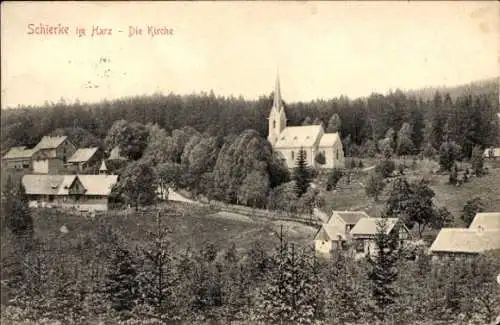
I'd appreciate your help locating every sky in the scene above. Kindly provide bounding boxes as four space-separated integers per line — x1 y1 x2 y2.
1 1 499 108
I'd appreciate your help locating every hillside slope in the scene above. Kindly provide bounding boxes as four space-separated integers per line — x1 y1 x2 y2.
319 159 500 227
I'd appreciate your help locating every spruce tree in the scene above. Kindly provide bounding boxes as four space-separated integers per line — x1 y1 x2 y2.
3 176 34 250
449 162 458 185
367 219 399 321
136 212 179 321
257 226 322 325
327 250 365 324
104 244 139 314
471 145 484 176
293 147 312 197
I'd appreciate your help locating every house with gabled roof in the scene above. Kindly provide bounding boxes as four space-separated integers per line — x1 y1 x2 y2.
429 228 500 258
2 146 34 170
469 212 500 230
314 210 372 257
430 212 500 258
108 146 127 161
31 136 77 174
483 147 500 159
314 223 347 255
67 147 101 172
328 210 370 234
22 174 118 211
350 217 411 258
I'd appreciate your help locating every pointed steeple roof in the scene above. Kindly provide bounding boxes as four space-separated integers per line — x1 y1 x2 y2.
99 160 108 174
272 72 282 111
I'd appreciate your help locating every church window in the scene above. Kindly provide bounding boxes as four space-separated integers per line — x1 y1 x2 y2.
273 120 276 129
336 149 339 160
304 151 307 159
291 151 295 160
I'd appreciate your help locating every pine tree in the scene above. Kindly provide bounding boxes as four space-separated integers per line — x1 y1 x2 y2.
439 140 461 172
327 250 366 324
471 145 484 176
449 162 458 185
367 219 399 321
136 212 179 321
293 148 312 197
104 244 139 314
257 227 322 325
3 176 34 250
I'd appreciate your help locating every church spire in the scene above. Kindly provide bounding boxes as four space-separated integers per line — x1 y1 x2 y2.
272 71 282 111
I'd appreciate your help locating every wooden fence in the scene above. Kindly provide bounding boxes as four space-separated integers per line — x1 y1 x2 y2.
207 200 321 227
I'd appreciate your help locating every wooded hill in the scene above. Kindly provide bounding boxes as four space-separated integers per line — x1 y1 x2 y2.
2 78 499 158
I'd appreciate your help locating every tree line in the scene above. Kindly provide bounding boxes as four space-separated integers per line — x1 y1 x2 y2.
2 82 498 159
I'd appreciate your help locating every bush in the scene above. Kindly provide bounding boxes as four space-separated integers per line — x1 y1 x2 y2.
326 169 343 191
315 152 326 165
374 159 396 178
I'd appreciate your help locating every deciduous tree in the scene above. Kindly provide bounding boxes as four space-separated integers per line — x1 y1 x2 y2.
461 197 485 227
365 172 385 202
326 113 341 133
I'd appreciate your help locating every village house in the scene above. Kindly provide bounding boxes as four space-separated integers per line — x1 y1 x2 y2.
468 212 500 230
314 223 348 255
31 136 77 174
267 75 344 169
2 146 34 170
108 146 127 161
483 147 500 159
429 212 500 259
22 174 118 211
349 217 411 258
67 147 101 173
314 210 371 256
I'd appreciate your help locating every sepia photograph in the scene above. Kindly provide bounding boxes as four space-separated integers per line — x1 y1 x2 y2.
1 1 499 324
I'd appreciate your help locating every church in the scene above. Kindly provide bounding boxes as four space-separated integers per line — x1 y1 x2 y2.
267 75 345 169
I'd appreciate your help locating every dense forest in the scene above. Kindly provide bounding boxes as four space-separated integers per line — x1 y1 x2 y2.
2 78 499 158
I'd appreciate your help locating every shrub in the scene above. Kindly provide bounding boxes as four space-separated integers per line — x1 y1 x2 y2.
374 159 396 178
326 169 343 191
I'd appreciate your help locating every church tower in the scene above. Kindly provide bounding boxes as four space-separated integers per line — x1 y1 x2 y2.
267 73 287 146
